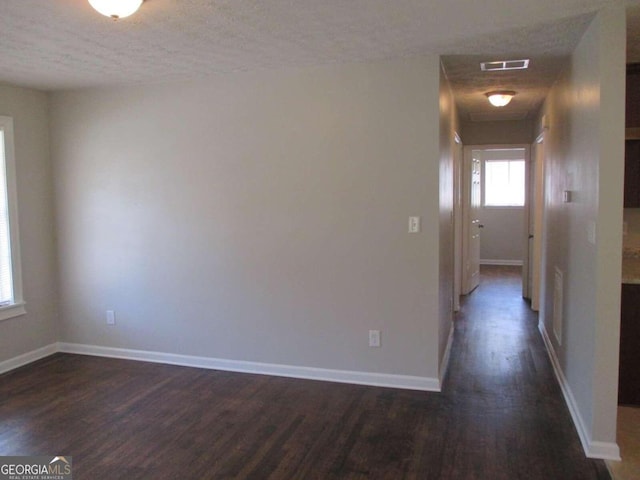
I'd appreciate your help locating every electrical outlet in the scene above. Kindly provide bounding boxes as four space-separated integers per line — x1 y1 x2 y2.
106 310 116 326
369 330 381 347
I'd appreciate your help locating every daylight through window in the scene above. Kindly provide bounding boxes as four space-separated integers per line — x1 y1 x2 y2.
0 130 12 305
484 159 525 206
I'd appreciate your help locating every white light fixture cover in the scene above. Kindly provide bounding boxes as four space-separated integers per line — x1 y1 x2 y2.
486 91 516 107
88 0 143 19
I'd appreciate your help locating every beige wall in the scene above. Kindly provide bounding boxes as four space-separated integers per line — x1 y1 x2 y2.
479 208 525 262
438 62 457 378
536 5 625 456
461 119 534 146
0 84 58 362
50 58 446 380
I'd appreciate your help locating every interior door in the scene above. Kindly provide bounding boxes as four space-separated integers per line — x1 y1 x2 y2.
453 135 463 311
469 153 482 292
531 136 545 311
462 148 482 294
524 152 536 299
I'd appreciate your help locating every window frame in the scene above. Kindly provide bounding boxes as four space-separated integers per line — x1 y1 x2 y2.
482 158 526 208
0 116 25 322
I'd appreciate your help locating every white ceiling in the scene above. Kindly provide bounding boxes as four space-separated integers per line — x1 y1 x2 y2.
0 0 638 122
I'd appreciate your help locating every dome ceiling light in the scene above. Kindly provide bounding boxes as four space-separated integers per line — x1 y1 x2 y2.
88 0 144 20
485 91 516 107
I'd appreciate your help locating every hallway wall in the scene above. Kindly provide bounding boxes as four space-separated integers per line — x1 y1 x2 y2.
536 5 625 459
438 61 459 379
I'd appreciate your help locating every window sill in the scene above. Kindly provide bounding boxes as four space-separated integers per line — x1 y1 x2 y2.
0 302 26 322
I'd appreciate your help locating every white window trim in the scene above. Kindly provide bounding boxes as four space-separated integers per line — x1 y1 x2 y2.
0 116 25 322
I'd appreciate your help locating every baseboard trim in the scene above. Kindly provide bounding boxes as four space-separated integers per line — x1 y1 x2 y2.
480 259 523 266
439 323 454 387
538 322 621 460
0 344 58 375
56 342 440 392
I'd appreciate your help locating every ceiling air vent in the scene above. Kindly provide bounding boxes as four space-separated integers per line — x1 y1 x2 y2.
481 59 530 71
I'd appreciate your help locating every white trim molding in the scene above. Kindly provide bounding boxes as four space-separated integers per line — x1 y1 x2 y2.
0 343 57 375
538 322 621 460
0 117 25 320
57 342 441 392
480 259 523 266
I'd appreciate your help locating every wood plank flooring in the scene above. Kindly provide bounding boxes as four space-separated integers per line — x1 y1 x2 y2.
0 266 611 479
608 406 640 480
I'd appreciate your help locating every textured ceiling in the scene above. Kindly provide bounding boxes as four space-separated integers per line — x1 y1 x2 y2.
442 53 577 123
444 4 640 123
0 0 638 123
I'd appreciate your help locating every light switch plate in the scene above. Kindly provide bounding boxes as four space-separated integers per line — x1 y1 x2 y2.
409 217 420 233
369 330 381 347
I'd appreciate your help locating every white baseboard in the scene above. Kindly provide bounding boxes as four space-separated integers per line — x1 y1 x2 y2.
0 343 58 375
439 323 454 386
480 259 523 266
538 322 621 460
56 342 441 392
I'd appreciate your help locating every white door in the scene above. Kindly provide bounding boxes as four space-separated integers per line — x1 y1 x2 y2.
523 150 535 299
531 135 545 311
462 148 482 294
453 135 463 311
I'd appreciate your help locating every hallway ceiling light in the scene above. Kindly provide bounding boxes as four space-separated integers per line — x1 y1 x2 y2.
88 0 143 19
486 91 516 107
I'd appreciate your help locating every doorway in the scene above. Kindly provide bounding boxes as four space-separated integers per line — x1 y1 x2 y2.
460 145 529 297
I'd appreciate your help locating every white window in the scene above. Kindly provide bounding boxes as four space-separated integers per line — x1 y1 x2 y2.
0 116 25 321
484 159 525 207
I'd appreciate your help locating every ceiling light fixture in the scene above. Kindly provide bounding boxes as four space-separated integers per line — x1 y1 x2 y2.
88 0 143 19
486 91 516 107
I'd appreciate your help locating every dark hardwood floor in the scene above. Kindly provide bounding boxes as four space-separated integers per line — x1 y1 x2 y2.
0 266 610 479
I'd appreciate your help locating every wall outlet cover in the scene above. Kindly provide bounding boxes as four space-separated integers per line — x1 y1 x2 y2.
369 330 381 347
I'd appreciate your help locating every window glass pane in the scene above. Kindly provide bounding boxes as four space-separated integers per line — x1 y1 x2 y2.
484 159 525 206
0 130 13 304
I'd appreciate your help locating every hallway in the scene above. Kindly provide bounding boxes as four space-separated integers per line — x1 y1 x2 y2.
446 265 611 479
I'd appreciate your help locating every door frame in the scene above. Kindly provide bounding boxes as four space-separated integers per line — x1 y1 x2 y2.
453 132 463 311
462 144 530 296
